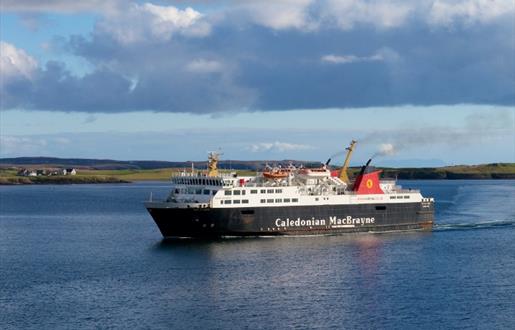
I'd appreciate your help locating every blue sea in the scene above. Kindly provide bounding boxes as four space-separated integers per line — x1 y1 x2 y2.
1 180 514 329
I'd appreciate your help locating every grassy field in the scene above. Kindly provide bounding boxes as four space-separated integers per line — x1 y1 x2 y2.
76 168 177 181
1 163 514 184
0 168 257 184
381 163 515 179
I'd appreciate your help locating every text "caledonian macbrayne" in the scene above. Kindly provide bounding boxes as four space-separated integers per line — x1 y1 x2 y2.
275 216 375 228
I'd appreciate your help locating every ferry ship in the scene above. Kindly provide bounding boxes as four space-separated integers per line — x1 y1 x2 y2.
145 141 434 238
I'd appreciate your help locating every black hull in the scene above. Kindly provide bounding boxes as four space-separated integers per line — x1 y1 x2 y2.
146 202 434 238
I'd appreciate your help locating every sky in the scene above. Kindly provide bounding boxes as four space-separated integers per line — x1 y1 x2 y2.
1 0 514 166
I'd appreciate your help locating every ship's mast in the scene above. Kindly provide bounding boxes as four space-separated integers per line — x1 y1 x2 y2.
339 140 357 184
207 152 220 177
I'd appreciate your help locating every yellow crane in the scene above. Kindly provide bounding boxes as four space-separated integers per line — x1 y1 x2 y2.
339 140 357 184
207 152 220 177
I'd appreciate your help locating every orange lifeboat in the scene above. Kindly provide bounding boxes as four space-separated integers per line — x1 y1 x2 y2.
263 168 290 179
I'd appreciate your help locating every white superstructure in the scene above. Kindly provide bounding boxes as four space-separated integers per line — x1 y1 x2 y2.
154 165 433 210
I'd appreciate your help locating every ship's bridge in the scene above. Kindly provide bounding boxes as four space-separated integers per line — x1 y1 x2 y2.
171 175 224 187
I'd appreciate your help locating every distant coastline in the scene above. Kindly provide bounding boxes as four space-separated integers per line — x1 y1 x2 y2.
0 157 513 185
0 176 129 185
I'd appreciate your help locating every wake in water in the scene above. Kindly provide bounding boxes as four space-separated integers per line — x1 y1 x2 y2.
434 219 515 232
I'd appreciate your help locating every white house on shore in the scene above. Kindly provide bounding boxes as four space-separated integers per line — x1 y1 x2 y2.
62 168 77 175
17 168 77 177
17 169 37 176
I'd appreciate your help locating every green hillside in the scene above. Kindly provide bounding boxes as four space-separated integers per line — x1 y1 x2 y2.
1 159 513 184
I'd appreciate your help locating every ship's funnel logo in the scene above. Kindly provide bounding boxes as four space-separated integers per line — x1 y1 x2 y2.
354 171 384 195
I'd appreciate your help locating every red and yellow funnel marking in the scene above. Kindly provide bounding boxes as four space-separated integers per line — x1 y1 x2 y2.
353 171 384 195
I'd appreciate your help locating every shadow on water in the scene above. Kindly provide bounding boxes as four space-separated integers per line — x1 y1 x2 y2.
151 230 435 252
151 236 265 252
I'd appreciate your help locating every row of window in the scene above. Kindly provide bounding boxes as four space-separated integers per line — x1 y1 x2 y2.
389 195 411 199
225 190 246 196
224 188 283 196
221 198 299 205
260 198 298 203
174 188 216 195
172 178 222 186
222 200 249 204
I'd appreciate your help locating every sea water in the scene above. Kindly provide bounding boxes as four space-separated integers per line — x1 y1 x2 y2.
1 181 514 329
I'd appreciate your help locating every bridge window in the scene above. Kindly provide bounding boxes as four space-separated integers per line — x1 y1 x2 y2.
233 200 241 204
284 198 290 203
260 199 266 203
224 200 232 204
267 199 274 203
233 190 241 195
225 191 232 196
251 190 258 194
242 200 249 204
292 198 298 202
267 189 274 193
275 189 282 193
260 189 266 193
275 199 282 203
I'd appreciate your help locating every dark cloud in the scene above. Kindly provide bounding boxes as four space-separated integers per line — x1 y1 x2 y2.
1 4 514 113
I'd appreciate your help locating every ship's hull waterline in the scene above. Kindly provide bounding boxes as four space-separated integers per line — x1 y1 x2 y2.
146 202 434 238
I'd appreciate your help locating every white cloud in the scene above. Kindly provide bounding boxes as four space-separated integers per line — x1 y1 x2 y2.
239 0 316 30
0 136 47 156
0 135 73 156
186 59 223 73
373 143 397 157
429 0 514 26
97 3 210 44
321 50 388 64
248 141 313 153
0 41 38 84
53 137 71 145
322 0 414 30
236 0 512 31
